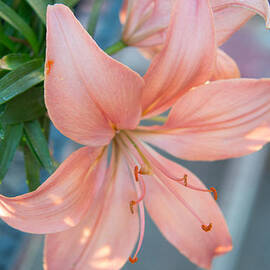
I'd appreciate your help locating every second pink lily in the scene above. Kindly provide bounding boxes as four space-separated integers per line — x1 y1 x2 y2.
1 0 270 269
120 0 270 80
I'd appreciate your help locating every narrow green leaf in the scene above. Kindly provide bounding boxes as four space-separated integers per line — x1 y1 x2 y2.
23 145 40 191
54 0 79 7
0 53 31 70
0 1 39 54
1 87 45 124
0 120 6 140
24 120 55 174
0 69 8 78
0 59 44 105
41 115 51 140
0 123 23 182
0 24 16 52
25 0 49 24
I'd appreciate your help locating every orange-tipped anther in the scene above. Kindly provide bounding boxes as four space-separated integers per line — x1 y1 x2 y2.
129 200 136 214
129 257 138 264
210 187 218 200
46 60 54 75
201 223 213 232
183 174 188 186
134 166 139 182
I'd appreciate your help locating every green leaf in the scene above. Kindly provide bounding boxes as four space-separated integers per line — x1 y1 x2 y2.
0 123 23 182
0 53 31 70
0 59 44 105
1 87 46 124
23 145 40 191
54 0 79 7
0 24 16 52
24 120 55 174
25 0 50 25
0 120 6 140
0 1 39 54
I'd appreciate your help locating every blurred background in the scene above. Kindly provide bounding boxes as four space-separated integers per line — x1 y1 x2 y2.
0 0 270 269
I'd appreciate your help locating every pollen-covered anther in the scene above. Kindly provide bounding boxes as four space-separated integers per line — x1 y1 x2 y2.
46 60 54 75
129 256 138 264
201 223 213 232
129 200 136 214
210 187 218 200
182 174 188 186
176 174 188 186
134 166 139 181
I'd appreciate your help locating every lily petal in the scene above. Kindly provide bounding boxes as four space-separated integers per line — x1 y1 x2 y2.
0 147 107 234
45 5 144 146
143 148 232 269
121 0 171 47
211 49 240 80
141 0 216 117
137 79 270 161
44 149 139 270
212 0 270 45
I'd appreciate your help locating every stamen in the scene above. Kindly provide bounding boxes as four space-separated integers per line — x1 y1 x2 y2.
155 174 215 232
129 200 136 214
202 223 213 232
181 174 188 186
134 166 139 181
210 187 218 200
129 174 146 214
129 257 138 264
116 136 146 263
45 60 54 75
129 201 145 264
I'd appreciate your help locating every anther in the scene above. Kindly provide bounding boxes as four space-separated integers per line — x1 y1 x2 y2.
210 187 218 200
129 257 138 264
46 60 54 75
182 174 188 186
134 166 139 182
129 200 136 214
201 223 213 232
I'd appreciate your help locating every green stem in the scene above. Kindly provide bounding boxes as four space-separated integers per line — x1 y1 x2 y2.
105 40 127 55
87 0 105 37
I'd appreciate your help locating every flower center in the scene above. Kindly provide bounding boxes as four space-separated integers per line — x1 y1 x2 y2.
115 131 218 264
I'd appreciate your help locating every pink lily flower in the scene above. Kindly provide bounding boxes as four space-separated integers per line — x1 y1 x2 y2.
1 1 270 269
120 0 270 80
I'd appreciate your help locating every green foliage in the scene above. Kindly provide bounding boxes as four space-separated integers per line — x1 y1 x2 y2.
0 87 46 124
25 0 50 24
0 59 44 104
54 0 80 7
24 120 55 175
0 24 16 52
0 123 23 182
0 53 31 70
0 1 39 54
23 145 40 191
